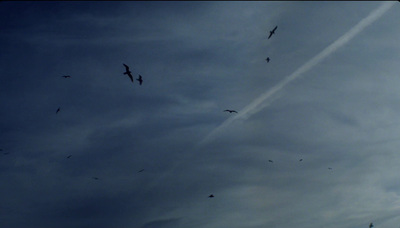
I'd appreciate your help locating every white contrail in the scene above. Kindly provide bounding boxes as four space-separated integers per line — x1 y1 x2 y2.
198 1 395 147
145 2 395 189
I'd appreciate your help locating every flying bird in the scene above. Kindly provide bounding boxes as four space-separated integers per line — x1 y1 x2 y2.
92 177 99 180
268 25 278 39
138 169 144 173
369 223 373 228
123 63 134 83
67 155 72 159
208 194 214 198
328 167 332 170
56 107 60 114
266 57 270 63
62 75 71 78
136 74 143 85
224 110 238 113
299 159 303 162
268 160 273 163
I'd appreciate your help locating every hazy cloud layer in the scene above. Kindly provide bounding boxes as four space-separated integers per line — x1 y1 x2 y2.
1 2 400 228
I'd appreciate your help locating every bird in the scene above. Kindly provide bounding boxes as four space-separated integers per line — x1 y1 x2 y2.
138 169 144 173
208 194 214 198
369 223 373 228
56 107 60 114
266 57 270 63
268 25 278 39
224 110 238 113
328 167 332 170
136 74 143 85
123 63 134 83
62 75 71 78
92 177 99 180
268 160 273 163
299 159 303 162
67 155 72 159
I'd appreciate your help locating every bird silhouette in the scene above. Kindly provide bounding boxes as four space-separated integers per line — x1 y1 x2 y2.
62 75 71 78
208 194 214 198
369 223 373 228
136 75 143 85
266 57 270 63
268 160 273 163
268 25 278 39
123 64 134 83
328 167 332 170
224 110 237 113
299 159 303 162
92 177 99 180
138 169 144 173
67 155 72 159
56 107 60 114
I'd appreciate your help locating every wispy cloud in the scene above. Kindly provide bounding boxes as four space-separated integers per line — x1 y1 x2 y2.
199 1 396 146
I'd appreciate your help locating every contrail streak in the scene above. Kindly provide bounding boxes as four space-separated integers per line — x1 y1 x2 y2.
198 1 395 147
145 2 395 189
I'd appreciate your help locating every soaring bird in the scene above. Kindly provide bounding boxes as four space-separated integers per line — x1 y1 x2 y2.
369 223 373 228
224 110 237 113
138 169 144 173
268 160 273 163
208 194 214 198
92 177 99 180
299 159 303 162
62 75 71 78
328 167 332 170
266 57 270 63
136 74 143 85
56 107 60 114
268 25 278 39
67 155 72 159
123 64 134 83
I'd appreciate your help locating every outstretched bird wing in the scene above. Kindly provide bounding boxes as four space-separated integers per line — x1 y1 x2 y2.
123 64 130 71
268 26 277 39
127 72 133 82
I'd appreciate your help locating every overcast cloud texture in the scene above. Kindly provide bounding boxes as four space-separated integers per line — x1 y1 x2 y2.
1 1 400 228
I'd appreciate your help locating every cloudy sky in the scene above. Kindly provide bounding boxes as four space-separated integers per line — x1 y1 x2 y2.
1 1 400 228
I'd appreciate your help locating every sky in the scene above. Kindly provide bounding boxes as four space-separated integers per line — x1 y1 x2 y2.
1 1 400 228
